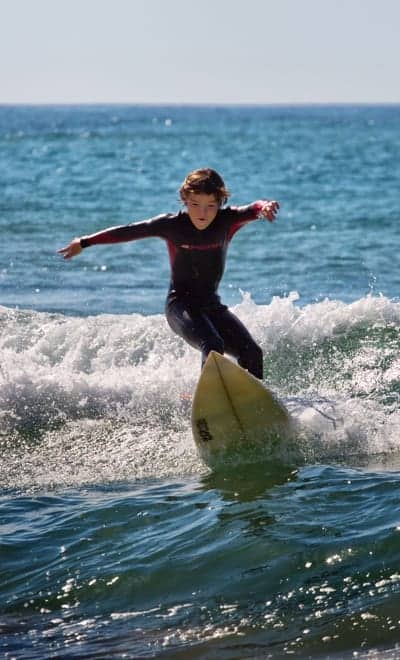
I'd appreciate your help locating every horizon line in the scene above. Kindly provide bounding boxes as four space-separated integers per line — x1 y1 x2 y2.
1 100 400 108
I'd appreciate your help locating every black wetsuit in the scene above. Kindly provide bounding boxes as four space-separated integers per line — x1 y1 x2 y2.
80 203 264 378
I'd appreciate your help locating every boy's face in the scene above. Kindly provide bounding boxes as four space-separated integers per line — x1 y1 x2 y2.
184 193 220 230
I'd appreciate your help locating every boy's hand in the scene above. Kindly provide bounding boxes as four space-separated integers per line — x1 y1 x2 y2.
57 238 82 260
261 200 280 222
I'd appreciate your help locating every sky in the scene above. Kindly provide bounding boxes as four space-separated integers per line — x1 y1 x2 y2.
1 0 399 104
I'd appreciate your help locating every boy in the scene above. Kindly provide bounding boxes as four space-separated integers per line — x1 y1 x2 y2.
58 168 279 379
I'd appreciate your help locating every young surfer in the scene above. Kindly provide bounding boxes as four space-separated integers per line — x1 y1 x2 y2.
58 168 279 379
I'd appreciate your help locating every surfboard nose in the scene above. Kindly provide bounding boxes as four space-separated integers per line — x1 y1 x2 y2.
204 350 222 365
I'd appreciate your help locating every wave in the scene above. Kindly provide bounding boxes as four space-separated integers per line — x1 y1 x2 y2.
1 293 400 489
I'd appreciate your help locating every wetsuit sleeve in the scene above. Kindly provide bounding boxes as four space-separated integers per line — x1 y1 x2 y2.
226 201 266 241
80 214 171 248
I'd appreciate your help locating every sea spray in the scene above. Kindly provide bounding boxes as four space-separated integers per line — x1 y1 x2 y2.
1 294 400 490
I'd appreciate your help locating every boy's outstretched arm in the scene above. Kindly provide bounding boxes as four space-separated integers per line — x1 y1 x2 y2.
57 238 82 260
58 215 168 260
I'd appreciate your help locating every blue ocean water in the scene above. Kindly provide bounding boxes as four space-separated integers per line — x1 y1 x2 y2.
1 104 400 658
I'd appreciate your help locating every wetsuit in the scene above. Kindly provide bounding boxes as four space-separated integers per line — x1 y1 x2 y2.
80 202 265 378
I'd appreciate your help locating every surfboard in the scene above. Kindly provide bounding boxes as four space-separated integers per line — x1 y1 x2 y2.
191 351 292 464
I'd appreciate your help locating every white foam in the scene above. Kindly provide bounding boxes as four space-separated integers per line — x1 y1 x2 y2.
1 294 400 490
232 291 400 349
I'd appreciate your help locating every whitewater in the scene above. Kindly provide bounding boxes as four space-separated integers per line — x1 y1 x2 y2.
2 291 400 493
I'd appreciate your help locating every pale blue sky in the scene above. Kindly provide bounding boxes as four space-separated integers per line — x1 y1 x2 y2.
1 0 399 104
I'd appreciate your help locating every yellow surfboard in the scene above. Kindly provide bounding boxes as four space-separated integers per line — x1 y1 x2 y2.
191 351 292 464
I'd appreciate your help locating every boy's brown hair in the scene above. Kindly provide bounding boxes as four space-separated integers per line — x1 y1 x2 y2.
179 168 230 205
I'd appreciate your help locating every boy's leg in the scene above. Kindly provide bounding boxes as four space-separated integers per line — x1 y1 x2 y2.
166 300 224 365
209 308 263 379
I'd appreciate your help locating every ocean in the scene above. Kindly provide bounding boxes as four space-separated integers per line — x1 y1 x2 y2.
1 104 400 658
